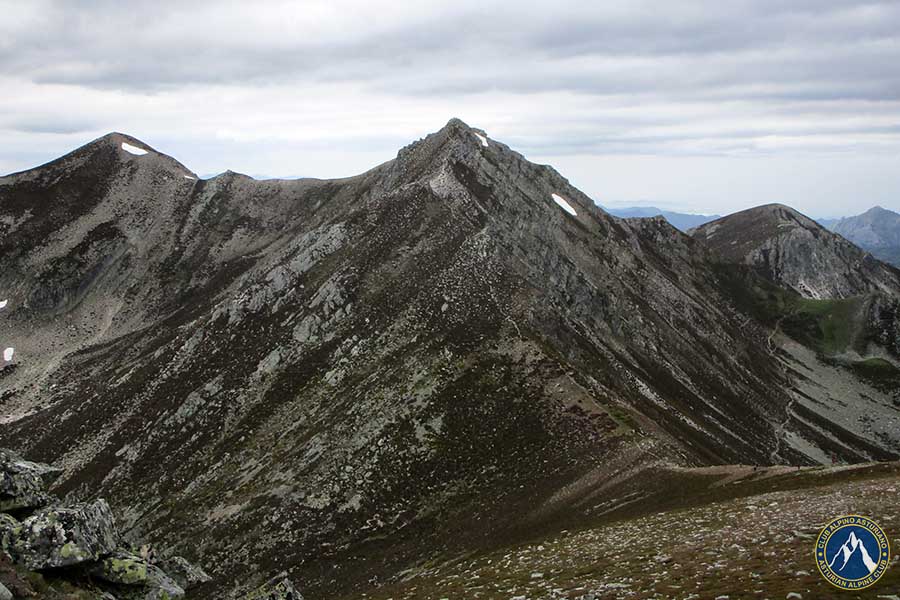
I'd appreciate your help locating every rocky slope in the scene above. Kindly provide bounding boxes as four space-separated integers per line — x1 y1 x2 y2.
832 206 900 268
689 204 900 300
0 122 898 598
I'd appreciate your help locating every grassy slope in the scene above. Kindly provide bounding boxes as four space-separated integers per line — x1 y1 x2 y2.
712 264 900 379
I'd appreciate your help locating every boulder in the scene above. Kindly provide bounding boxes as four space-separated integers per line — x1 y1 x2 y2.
243 572 304 600
6 499 119 570
0 448 60 512
0 582 11 600
0 449 63 487
156 555 211 589
91 552 185 599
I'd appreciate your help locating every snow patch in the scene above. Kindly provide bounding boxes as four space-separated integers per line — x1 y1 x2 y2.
184 175 196 180
121 142 148 156
552 193 577 216
3 347 13 362
473 132 489 147
0 299 7 309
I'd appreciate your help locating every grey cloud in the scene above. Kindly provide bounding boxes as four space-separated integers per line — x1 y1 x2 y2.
4 0 899 94
8 118 101 135
3 0 900 215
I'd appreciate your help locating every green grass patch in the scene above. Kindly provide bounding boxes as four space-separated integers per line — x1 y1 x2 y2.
711 264 869 355
782 297 862 354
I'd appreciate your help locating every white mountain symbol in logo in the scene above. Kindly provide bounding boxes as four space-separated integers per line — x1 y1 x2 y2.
828 531 878 575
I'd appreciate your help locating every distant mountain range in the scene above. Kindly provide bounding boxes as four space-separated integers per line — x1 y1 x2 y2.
828 206 900 268
603 206 720 231
613 204 900 268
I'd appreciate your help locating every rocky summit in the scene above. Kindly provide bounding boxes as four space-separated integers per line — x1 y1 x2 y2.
0 120 899 598
689 203 900 300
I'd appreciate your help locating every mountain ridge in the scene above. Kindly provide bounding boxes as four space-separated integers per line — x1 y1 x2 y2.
1 120 898 598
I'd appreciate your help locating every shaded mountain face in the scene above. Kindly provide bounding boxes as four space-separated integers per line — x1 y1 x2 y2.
602 206 720 231
832 206 900 268
689 204 900 300
0 122 898 598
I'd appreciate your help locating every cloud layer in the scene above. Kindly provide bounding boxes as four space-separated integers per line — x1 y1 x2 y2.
2 0 899 215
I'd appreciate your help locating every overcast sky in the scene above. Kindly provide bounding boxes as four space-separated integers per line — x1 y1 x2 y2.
3 0 899 216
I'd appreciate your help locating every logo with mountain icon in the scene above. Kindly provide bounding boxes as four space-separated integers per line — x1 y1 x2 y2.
816 514 891 590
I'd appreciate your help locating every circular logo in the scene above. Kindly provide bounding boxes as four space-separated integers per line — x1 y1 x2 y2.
815 514 891 590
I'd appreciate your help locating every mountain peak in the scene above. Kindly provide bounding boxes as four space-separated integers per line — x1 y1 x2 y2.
77 131 158 157
833 206 900 266
864 205 894 216
753 203 815 223
4 132 197 181
398 118 492 159
692 202 900 298
442 117 472 131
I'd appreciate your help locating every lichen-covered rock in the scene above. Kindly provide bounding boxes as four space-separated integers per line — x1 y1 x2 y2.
0 449 63 487
90 552 185 599
0 513 20 554
0 448 59 512
6 499 119 570
156 555 211 590
242 572 304 600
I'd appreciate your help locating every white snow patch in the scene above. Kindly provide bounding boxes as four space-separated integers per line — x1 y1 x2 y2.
0 299 7 309
3 347 13 362
121 142 148 156
184 175 196 180
552 193 577 216
473 132 489 147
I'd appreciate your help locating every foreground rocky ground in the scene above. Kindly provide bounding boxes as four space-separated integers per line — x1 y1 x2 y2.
356 463 900 600
0 448 307 599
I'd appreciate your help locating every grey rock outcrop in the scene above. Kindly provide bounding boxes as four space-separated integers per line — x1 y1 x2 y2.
0 448 63 486
0 448 59 511
6 499 119 569
0 448 198 598
0 582 11 600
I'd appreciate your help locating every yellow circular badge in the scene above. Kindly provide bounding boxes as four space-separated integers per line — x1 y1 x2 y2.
815 514 891 590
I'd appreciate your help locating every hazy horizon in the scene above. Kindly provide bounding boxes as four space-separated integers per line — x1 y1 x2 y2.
3 1 900 216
